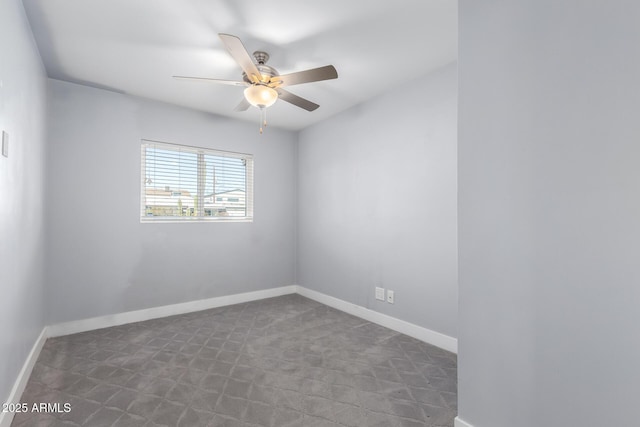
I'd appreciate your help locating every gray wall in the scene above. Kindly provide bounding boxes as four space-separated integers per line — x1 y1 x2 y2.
0 0 47 405
458 1 640 426
297 63 458 338
45 80 297 324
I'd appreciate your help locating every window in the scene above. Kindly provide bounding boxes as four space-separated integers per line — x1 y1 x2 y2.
140 140 253 222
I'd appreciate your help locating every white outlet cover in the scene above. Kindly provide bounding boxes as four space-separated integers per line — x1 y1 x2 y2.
386 290 395 304
375 287 385 301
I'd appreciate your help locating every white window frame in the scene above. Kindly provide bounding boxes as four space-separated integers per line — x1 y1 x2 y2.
140 139 254 223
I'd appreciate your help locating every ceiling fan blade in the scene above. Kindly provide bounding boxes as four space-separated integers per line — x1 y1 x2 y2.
276 88 320 111
218 33 262 83
233 98 251 112
173 76 248 86
270 65 338 87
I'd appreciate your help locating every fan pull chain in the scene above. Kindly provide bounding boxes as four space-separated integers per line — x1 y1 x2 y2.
259 106 268 134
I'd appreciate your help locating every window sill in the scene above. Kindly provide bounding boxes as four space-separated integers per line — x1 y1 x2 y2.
140 217 253 224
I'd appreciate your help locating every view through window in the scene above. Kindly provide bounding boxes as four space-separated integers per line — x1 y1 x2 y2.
140 140 253 222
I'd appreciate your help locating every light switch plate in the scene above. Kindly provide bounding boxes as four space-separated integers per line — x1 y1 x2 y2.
1 131 7 158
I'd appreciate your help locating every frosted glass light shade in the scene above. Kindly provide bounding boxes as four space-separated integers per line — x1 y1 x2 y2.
244 85 278 108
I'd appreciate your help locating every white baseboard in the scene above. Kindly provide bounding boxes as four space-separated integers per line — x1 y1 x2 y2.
47 285 457 353
47 285 297 338
455 416 473 427
0 327 48 427
295 285 458 354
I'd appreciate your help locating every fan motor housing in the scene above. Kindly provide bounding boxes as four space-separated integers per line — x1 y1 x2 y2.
242 51 279 83
242 65 279 83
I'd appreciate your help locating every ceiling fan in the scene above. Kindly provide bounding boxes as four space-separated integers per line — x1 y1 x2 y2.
174 33 338 133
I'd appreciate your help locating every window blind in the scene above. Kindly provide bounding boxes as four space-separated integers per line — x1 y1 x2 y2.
140 140 253 221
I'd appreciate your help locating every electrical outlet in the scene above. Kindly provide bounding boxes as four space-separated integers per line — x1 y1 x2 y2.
375 287 385 301
386 290 395 304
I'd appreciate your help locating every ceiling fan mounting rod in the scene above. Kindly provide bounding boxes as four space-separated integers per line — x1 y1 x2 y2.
253 51 269 65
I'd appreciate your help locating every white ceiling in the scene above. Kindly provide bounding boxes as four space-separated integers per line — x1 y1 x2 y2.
22 0 457 131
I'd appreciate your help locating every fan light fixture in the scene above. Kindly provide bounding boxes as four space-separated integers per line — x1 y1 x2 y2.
244 85 278 108
244 85 278 134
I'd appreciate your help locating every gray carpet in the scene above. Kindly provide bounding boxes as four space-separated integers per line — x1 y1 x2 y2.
11 294 457 426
